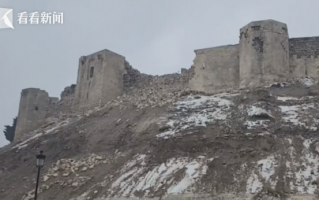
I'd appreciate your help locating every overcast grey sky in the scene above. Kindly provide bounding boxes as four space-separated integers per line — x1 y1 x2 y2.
0 0 318 147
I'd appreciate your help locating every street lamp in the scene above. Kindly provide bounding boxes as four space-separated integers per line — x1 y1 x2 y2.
34 150 46 200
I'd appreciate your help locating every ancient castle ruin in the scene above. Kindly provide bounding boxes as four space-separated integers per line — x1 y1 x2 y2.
14 19 319 141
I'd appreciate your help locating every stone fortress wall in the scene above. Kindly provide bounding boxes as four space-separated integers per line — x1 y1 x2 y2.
73 50 127 114
289 37 319 78
13 19 319 141
189 45 239 94
14 88 57 140
189 20 319 93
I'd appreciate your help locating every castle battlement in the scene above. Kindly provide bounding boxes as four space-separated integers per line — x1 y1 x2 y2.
14 19 319 141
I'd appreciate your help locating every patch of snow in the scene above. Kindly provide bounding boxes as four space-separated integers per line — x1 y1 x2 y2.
168 160 207 194
277 96 314 102
258 131 270 136
247 106 272 117
244 104 273 129
107 155 209 197
244 120 269 129
277 96 300 101
12 118 75 150
279 105 299 124
257 155 277 182
246 174 263 194
246 155 278 194
17 144 28 150
291 139 319 194
299 77 316 87
279 104 318 130
246 138 319 195
156 94 236 139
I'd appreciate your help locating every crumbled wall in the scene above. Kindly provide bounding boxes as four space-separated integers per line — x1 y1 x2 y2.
107 65 195 110
123 61 152 91
46 97 59 118
15 88 51 141
239 20 289 88
123 62 188 92
46 84 77 119
60 84 76 114
61 84 76 100
123 64 193 93
188 45 239 93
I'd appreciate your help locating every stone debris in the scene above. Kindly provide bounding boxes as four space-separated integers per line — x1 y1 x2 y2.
44 154 106 180
106 86 188 110
21 154 107 200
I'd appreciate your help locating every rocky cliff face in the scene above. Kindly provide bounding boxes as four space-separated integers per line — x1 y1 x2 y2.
1 78 319 200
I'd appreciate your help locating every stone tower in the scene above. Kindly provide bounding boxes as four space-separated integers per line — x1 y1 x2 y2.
239 19 289 88
73 49 127 113
15 88 50 141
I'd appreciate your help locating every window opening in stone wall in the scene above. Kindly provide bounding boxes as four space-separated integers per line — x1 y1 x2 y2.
35 106 38 111
90 66 94 78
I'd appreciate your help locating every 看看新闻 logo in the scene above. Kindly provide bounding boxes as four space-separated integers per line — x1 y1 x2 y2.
0 8 14 29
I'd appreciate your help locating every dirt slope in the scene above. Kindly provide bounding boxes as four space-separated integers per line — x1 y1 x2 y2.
1 78 319 200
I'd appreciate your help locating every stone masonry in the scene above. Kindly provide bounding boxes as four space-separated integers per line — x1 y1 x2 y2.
189 19 319 92
189 45 239 93
14 19 319 141
15 88 55 141
73 50 127 114
239 20 289 88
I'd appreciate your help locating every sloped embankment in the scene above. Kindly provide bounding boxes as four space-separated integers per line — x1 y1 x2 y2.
1 78 319 200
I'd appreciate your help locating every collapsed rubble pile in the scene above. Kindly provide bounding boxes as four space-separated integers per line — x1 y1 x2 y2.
22 154 107 200
106 86 186 110
43 153 106 181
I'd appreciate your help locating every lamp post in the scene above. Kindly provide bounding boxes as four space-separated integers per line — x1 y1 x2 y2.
34 150 46 200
